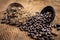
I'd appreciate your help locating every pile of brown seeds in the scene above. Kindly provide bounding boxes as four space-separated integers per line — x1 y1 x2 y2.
0 3 31 26
18 6 60 40
0 4 60 40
